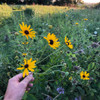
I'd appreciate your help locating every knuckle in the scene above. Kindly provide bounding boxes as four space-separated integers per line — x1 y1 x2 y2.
21 82 27 87
9 78 13 82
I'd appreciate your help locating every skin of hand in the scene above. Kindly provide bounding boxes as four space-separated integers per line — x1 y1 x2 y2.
4 73 34 100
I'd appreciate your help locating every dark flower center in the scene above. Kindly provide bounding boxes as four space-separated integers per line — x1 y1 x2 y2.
83 75 85 78
49 40 54 45
59 89 63 92
66 42 69 45
24 30 29 35
24 64 29 68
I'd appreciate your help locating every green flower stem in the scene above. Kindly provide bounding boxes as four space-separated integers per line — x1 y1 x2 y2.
37 45 65 65
53 94 60 100
27 38 34 56
41 93 52 98
38 44 48 62
34 65 64 76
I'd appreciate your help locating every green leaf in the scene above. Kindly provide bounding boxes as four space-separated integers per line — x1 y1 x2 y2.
77 86 85 95
22 92 27 100
0 96 3 100
68 60 72 70
88 64 91 71
65 97 69 100
26 93 38 100
65 72 69 76
65 55 72 70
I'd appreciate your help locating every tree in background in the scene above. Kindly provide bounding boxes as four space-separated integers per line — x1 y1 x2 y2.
0 0 83 5
54 0 76 6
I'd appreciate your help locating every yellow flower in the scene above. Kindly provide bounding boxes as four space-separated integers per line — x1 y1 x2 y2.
80 71 89 80
19 22 36 39
75 23 79 25
48 25 53 29
44 33 60 49
22 42 29 45
69 76 72 80
22 53 27 56
65 36 73 49
84 18 88 21
66 15 68 16
17 58 36 77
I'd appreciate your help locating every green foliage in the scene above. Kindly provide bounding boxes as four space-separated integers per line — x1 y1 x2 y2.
11 5 25 10
0 6 100 100
24 8 35 17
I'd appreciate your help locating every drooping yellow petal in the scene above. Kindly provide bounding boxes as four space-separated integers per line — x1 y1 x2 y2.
23 68 27 77
25 69 29 76
68 45 73 49
20 64 24 66
44 37 47 40
28 67 34 72
17 67 24 70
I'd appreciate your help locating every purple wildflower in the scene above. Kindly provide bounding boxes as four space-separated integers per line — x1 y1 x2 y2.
91 42 99 48
57 87 64 94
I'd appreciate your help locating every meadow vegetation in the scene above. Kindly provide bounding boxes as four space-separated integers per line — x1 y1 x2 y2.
0 4 100 100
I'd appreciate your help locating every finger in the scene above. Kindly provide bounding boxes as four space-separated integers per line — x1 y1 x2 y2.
21 73 34 87
11 73 23 82
28 83 33 87
26 88 30 91
31 78 34 82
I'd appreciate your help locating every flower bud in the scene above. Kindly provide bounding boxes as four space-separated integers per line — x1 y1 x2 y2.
15 32 19 35
48 25 53 29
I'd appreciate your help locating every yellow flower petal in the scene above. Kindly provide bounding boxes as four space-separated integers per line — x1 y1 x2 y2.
24 59 27 64
28 58 32 64
17 67 24 70
26 69 29 76
28 67 34 72
23 68 26 77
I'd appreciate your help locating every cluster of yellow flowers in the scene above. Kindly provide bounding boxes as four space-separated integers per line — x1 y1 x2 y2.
75 18 88 25
17 22 89 80
19 22 73 50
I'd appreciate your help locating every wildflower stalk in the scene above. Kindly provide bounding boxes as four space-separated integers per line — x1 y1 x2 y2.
53 94 60 100
37 45 65 64
27 38 34 56
41 93 52 97
34 67 64 75
38 44 48 61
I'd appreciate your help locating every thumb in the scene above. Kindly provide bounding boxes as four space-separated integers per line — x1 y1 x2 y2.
21 73 34 87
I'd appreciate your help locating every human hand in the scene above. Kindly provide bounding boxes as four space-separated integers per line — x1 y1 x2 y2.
4 73 34 100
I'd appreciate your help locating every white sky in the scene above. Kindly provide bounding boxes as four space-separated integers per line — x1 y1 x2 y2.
83 0 100 3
